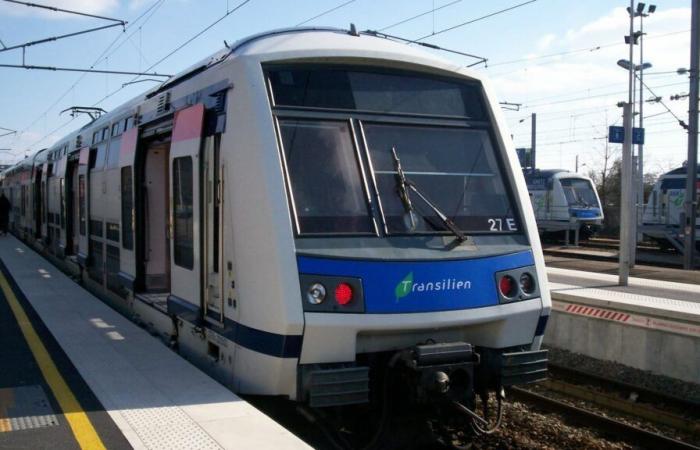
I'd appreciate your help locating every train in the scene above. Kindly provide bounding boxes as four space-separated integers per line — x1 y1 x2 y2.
641 165 700 251
1 27 550 443
523 169 604 242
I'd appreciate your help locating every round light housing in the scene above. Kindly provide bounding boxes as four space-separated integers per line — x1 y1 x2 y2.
307 283 326 305
499 275 517 298
334 282 353 305
519 273 536 294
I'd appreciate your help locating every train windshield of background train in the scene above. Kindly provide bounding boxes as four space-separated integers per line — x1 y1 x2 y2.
523 169 604 242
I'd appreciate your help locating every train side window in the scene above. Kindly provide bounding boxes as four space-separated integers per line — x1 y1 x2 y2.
89 144 107 171
121 167 134 250
106 137 121 169
111 122 121 137
79 175 86 235
172 157 194 269
92 131 100 145
101 127 109 141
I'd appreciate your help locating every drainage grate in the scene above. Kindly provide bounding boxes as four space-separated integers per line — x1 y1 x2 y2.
0 385 59 432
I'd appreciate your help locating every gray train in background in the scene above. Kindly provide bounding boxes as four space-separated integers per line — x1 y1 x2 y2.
523 169 604 243
641 165 700 251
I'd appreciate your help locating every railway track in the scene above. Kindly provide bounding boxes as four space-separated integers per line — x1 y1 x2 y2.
509 363 700 450
510 387 700 450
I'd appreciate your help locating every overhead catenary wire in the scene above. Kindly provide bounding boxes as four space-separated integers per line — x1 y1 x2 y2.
21 0 253 152
2 0 125 23
11 0 166 149
0 63 172 77
414 0 538 41
378 0 462 31
295 0 356 26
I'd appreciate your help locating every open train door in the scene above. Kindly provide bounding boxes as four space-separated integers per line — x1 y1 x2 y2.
169 104 204 309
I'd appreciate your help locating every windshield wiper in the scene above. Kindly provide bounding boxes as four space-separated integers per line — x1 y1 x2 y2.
391 147 466 242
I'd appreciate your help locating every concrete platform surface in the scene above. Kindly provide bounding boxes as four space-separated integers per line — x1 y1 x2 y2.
547 267 700 321
0 235 309 450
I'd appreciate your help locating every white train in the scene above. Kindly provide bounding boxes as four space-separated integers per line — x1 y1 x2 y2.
641 165 700 251
523 169 604 242
1 27 550 439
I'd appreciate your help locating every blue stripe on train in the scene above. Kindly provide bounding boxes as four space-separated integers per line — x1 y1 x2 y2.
297 250 535 314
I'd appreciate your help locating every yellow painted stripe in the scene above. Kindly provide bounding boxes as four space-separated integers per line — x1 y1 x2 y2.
0 271 106 450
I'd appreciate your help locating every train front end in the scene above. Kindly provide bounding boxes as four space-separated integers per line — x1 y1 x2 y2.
233 29 550 439
259 33 549 412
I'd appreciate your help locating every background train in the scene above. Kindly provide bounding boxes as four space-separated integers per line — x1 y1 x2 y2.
0 27 550 441
523 169 604 243
641 165 700 251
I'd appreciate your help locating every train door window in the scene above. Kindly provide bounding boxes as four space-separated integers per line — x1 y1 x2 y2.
121 167 134 250
79 175 86 235
172 156 194 269
60 179 65 228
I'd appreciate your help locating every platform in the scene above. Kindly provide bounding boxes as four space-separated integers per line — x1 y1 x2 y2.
0 235 309 450
544 267 700 384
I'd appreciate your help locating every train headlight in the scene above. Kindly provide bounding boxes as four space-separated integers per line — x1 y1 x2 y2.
307 283 326 305
519 273 536 294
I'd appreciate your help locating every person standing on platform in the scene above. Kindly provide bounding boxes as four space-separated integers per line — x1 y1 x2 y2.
0 192 10 236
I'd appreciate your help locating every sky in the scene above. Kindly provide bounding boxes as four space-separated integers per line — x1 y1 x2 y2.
0 0 695 178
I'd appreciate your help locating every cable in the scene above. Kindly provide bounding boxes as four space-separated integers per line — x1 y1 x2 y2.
12 0 165 150
2 0 125 23
414 0 538 41
638 76 689 130
295 0 356 26
378 0 462 31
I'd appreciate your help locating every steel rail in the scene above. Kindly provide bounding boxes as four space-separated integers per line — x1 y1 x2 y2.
510 387 700 450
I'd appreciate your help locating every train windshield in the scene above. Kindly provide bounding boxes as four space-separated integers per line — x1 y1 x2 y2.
560 178 598 207
364 124 516 234
270 66 519 236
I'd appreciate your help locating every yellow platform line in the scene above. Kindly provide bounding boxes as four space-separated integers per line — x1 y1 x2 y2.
0 270 106 450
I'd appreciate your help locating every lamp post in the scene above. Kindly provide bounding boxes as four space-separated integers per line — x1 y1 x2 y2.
636 4 656 249
617 58 652 267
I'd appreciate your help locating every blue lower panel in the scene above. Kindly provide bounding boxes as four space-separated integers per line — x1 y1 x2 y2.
297 251 535 314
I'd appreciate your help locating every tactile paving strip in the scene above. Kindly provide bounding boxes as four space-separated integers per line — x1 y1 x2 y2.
0 385 59 432
119 405 223 450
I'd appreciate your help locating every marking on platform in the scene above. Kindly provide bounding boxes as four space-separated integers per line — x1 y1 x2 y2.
552 300 700 338
0 385 59 432
0 270 107 449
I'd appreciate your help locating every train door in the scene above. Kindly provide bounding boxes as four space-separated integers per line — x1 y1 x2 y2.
65 158 79 255
76 148 90 263
33 167 42 238
169 104 204 307
143 140 171 292
202 134 224 323
40 162 48 240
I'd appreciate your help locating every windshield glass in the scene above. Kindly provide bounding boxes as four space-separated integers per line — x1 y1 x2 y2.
279 119 374 234
560 178 598 207
364 123 518 234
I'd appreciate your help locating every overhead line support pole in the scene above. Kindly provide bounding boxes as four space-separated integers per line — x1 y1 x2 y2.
684 0 699 269
619 0 636 286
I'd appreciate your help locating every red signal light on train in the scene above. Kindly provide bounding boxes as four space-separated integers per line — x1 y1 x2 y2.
498 275 516 298
334 282 353 305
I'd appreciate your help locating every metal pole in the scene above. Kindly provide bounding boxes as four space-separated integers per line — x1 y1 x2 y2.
637 12 645 244
620 0 636 286
531 113 537 169
683 0 699 269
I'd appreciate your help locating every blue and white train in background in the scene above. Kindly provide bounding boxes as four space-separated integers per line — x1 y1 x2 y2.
524 169 604 242
641 165 700 252
1 27 550 442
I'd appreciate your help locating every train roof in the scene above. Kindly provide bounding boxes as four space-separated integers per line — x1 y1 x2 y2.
664 165 700 176
17 27 477 167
